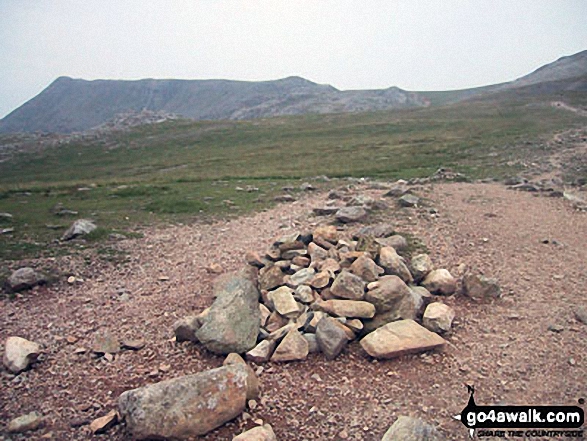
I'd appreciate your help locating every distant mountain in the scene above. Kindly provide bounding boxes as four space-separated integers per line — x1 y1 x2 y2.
0 76 425 133
1 50 585 134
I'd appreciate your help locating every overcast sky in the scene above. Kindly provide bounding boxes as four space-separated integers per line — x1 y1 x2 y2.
0 0 586 118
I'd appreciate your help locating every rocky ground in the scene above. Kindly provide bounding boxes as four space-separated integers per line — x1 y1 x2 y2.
1 181 586 440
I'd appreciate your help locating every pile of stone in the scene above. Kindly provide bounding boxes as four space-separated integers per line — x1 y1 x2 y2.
175 224 470 363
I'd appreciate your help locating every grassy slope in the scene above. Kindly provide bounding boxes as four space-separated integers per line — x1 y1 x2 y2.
0 92 585 260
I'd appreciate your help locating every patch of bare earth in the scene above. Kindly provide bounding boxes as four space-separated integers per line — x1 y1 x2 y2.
1 183 586 440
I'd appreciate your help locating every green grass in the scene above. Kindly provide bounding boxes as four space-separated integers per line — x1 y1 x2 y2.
0 91 586 261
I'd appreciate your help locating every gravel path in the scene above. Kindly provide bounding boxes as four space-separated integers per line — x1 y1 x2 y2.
1 182 586 440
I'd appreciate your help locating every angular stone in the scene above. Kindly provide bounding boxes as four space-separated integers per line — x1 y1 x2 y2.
246 340 276 363
335 206 368 223
119 365 251 439
196 270 261 354
223 353 259 400
346 319 364 333
575 306 587 325
303 333 320 353
271 330 309 362
266 323 297 342
90 410 118 434
245 251 265 268
305 311 327 333
330 271 366 300
422 303 455 334
355 223 395 238
410 254 434 283
310 271 331 289
313 206 340 216
233 424 277 441
259 303 271 327
378 247 413 284
3 337 41 374
349 254 384 282
316 317 348 360
462 273 500 301
422 269 457 295
319 300 376 319
265 311 288 333
7 412 44 433
381 416 446 441
121 339 146 350
320 258 341 274
292 255 310 267
6 267 47 292
268 286 299 319
288 268 316 287
360 319 445 359
61 219 97 240
307 242 328 263
313 225 339 243
259 266 285 291
294 285 315 304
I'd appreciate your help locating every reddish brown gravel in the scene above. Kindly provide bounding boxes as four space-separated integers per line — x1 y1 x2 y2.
1 182 586 440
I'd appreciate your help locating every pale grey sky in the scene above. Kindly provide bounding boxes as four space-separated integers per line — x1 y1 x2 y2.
1 0 586 118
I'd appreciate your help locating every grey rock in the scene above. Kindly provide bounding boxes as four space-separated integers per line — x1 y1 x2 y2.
119 365 250 439
365 275 413 313
303 333 320 353
7 412 44 433
422 269 457 296
410 254 434 283
399 194 420 207
174 316 201 342
3 336 41 374
288 267 316 287
61 219 97 240
268 286 300 318
330 270 366 300
196 270 261 354
462 273 500 301
378 247 413 284
376 234 408 252
6 267 47 292
316 317 348 360
92 332 121 354
575 306 587 325
381 416 446 441
355 223 395 238
335 206 368 223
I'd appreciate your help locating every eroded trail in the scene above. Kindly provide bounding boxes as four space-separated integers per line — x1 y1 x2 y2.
1 182 586 440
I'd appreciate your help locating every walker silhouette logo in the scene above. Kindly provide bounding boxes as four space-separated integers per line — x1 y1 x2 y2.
453 385 584 438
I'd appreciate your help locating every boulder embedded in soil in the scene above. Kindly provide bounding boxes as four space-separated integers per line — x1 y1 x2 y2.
3 336 41 374
118 364 251 440
422 303 455 334
381 416 446 441
335 206 368 223
421 269 457 295
61 219 97 240
7 412 44 433
360 319 445 359
6 267 47 292
196 270 261 354
462 273 501 301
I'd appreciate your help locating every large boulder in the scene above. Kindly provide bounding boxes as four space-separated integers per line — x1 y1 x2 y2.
3 336 41 374
360 319 445 359
61 219 97 241
196 270 261 354
381 416 446 441
6 267 47 292
378 247 413 284
118 364 251 440
421 269 457 295
462 273 500 301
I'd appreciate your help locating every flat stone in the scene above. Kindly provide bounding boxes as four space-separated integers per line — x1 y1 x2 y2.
61 219 97 240
335 206 368 223
307 242 328 263
575 306 587 325
246 340 276 363
3 336 41 374
7 412 44 433
121 339 146 350
92 332 121 355
268 286 300 318
319 300 376 318
222 353 259 401
288 268 316 287
399 194 419 207
330 271 366 300
360 319 445 359
294 285 315 303
376 235 408 251
303 333 320 353
90 410 118 434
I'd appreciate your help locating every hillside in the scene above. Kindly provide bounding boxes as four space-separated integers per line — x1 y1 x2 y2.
0 76 426 134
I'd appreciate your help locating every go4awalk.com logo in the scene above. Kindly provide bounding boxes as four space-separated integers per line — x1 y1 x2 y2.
454 386 585 438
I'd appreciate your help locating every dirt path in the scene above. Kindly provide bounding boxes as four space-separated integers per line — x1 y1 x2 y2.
552 101 587 118
1 183 586 440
